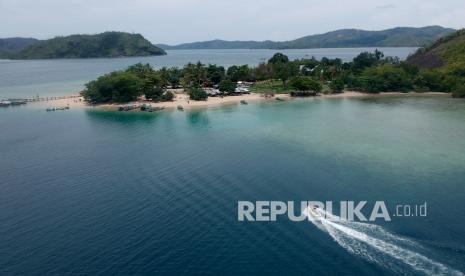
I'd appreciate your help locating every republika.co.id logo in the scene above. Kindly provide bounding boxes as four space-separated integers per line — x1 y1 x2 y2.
238 201 427 222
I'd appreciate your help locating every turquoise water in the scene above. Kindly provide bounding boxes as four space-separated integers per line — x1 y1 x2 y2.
0 48 416 99
1 96 465 275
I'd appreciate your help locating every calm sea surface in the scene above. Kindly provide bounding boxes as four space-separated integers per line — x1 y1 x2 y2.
1 96 465 275
1 48 465 275
0 48 416 99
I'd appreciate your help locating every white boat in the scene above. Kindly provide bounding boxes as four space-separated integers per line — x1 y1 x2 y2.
0 100 11 106
306 205 323 220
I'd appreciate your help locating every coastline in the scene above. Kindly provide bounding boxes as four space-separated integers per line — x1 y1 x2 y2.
27 91 451 111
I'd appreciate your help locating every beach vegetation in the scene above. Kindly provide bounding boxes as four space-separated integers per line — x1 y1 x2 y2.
227 65 252 82
188 87 208 101
206 64 226 85
452 84 465 98
273 62 299 87
218 79 236 94
165 67 182 88
289 76 322 96
161 91 175 101
329 78 345 93
84 71 142 103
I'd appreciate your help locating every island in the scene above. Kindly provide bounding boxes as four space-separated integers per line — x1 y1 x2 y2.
76 29 464 112
1 32 166 59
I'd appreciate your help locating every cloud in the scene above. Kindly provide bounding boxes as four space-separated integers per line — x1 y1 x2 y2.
0 0 464 44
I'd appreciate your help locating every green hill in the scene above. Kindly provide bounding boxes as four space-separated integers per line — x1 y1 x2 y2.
158 26 455 50
407 29 465 69
0 37 39 57
7 32 165 59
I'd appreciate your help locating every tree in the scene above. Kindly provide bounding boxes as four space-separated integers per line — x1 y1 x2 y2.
83 71 142 103
289 76 322 93
268 53 289 64
352 50 383 72
167 67 182 88
182 62 207 88
414 69 450 92
218 79 236 94
161 91 175 101
355 64 414 93
329 78 345 93
206 64 225 85
452 84 465 98
188 87 208 101
227 65 251 82
157 67 170 88
298 57 319 77
251 62 273 80
144 86 164 101
273 62 298 87
126 63 154 78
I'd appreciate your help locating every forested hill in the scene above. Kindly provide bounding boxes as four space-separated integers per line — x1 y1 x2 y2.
0 38 39 57
2 32 166 59
407 29 465 69
158 26 455 50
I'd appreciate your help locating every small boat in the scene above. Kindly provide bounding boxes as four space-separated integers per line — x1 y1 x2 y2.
46 106 69 111
0 100 11 107
118 104 138 112
306 205 323 220
9 99 27 105
140 104 151 111
240 100 248 105
177 105 184 111
275 97 285 101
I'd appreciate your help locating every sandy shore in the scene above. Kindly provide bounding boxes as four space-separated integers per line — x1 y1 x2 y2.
98 93 290 111
30 96 87 108
28 91 450 111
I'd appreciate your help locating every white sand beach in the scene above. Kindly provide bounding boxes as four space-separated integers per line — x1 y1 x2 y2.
30 91 450 111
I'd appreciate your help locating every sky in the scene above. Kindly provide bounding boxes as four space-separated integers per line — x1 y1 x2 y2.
1 0 464 44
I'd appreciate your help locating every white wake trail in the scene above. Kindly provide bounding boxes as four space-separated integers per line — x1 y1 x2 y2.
305 207 464 275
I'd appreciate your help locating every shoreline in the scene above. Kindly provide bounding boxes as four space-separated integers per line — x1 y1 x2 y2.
25 91 451 111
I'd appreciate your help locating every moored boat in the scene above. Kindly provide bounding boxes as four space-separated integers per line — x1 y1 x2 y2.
0 100 12 107
9 99 27 105
46 106 70 111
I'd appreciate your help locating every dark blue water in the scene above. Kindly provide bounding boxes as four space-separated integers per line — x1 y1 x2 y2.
1 96 465 275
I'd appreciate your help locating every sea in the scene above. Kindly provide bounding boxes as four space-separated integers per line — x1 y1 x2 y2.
1 48 465 275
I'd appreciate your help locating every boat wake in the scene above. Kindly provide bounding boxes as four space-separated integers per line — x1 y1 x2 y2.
305 207 464 275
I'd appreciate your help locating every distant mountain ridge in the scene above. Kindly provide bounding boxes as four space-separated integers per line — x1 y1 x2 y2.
158 26 455 50
0 32 166 59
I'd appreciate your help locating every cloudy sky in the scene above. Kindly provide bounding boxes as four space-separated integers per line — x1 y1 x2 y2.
1 0 464 44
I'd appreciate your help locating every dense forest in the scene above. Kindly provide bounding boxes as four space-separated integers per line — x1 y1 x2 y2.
2 32 165 59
